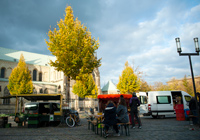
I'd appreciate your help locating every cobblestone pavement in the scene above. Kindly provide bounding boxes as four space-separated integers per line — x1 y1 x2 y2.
0 115 199 140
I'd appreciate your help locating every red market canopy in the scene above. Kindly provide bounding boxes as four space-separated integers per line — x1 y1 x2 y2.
98 94 132 112
98 94 132 100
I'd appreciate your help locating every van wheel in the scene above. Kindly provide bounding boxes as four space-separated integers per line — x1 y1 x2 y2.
152 115 157 119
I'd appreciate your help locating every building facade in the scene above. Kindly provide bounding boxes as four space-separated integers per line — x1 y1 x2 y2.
0 47 101 113
167 75 200 87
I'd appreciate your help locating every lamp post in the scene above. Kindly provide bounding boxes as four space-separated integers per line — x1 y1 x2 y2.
175 37 200 125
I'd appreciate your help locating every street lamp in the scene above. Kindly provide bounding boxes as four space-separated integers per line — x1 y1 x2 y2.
175 37 200 125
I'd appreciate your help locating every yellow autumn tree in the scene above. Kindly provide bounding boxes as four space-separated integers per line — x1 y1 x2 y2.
117 61 141 94
140 80 152 92
182 75 194 96
72 74 98 98
8 54 33 95
45 6 101 81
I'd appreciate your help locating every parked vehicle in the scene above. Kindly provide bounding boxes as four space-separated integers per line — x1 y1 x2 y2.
0 94 81 128
21 102 61 127
136 91 191 118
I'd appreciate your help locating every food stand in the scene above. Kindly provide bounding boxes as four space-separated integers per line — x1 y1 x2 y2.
98 94 132 112
0 94 63 127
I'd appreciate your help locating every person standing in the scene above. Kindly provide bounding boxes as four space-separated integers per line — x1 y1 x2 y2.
189 97 198 125
129 92 141 129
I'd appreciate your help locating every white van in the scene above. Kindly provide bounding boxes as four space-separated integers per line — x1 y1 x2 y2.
136 91 191 118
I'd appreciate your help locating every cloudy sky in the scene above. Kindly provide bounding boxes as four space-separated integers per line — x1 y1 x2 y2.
0 0 200 87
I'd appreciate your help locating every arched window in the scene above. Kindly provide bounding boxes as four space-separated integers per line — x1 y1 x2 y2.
39 72 42 81
0 67 6 78
58 85 61 93
33 87 37 94
33 69 37 81
44 88 48 94
3 86 10 105
40 88 43 94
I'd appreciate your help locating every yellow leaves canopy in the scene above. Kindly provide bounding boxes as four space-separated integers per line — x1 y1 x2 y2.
117 61 141 94
45 6 101 80
72 73 98 98
8 54 33 95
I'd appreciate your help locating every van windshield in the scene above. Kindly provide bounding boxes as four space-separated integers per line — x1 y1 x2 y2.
24 103 39 114
25 104 38 110
184 96 191 102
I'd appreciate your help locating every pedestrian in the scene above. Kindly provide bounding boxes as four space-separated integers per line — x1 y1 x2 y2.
116 97 129 123
197 92 200 113
103 100 120 137
129 92 141 129
189 97 198 125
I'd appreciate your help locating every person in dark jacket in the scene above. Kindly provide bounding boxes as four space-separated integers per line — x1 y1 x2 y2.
129 92 141 129
103 100 120 137
189 97 198 124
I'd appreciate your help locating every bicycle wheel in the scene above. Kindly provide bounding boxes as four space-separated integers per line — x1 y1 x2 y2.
76 117 81 126
66 116 75 127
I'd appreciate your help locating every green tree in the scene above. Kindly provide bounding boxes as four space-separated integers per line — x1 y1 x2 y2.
182 75 193 96
117 61 141 94
72 74 98 98
8 54 33 95
45 6 101 81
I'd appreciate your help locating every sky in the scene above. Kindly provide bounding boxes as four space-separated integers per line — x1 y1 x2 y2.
0 0 200 88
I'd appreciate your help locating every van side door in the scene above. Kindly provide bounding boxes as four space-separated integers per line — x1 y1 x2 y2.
156 95 174 115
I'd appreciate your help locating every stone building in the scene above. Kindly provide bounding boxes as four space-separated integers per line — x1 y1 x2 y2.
167 75 200 87
0 47 101 113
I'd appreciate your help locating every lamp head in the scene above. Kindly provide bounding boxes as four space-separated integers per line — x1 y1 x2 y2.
194 38 199 52
175 37 182 53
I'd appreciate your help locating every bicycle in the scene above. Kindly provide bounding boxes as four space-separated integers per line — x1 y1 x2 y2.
66 113 81 127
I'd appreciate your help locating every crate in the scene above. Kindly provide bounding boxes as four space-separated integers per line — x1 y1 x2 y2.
5 123 11 128
175 104 183 110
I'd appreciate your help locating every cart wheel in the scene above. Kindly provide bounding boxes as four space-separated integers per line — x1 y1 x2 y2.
66 117 75 127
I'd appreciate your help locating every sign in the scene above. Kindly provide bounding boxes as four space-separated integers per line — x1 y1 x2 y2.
50 115 54 121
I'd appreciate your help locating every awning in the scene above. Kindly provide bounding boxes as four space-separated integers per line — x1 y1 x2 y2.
0 94 62 101
98 94 132 99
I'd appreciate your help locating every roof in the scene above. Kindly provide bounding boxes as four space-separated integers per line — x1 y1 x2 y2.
101 80 119 92
0 94 62 101
0 47 56 66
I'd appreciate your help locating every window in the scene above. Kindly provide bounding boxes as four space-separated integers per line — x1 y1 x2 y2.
140 96 147 104
40 88 43 94
184 96 191 102
156 96 171 104
0 67 6 78
33 87 37 94
44 88 48 94
33 69 37 81
3 86 10 105
58 85 61 93
39 72 42 81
